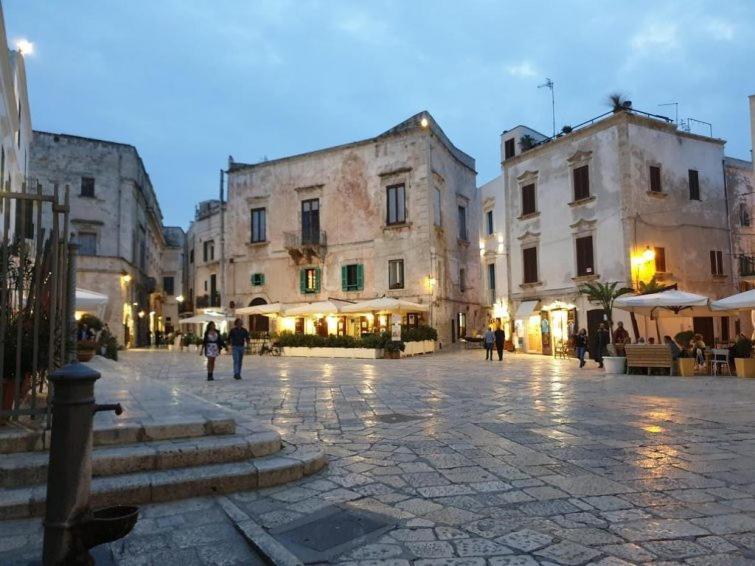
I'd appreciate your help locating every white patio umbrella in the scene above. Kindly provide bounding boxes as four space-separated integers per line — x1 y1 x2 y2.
341 297 430 314
178 312 235 324
234 302 285 316
75 288 108 312
711 289 755 311
283 299 354 316
613 290 719 318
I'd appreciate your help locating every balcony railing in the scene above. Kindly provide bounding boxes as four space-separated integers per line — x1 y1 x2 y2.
284 230 327 262
195 293 221 309
740 256 755 277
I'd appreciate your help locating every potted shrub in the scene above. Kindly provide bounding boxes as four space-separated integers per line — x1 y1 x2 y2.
383 340 405 359
76 340 98 362
733 336 755 378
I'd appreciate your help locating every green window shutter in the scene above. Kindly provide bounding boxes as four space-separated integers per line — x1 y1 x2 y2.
260 274 265 285
341 266 348 292
299 269 306 294
314 268 321 293
356 264 364 291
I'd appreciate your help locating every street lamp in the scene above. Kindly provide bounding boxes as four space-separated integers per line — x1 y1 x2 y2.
176 295 185 303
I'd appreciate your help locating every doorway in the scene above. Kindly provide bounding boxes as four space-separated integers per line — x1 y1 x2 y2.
247 298 270 333
693 316 714 346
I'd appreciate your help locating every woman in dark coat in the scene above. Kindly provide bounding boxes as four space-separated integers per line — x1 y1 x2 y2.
201 322 226 381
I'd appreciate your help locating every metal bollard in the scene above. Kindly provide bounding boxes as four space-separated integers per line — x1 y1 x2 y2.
42 362 131 565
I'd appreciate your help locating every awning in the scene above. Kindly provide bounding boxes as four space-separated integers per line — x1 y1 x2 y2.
711 289 755 311
341 297 430 314
75 288 108 311
235 303 285 316
614 290 736 317
179 312 235 324
515 300 539 318
283 299 354 317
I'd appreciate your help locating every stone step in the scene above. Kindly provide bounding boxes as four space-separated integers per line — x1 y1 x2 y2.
0 446 327 519
0 430 282 488
0 414 236 455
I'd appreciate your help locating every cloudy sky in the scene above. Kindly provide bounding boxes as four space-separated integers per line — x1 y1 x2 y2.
5 1 754 227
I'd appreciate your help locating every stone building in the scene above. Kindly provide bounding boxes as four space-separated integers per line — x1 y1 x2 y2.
0 6 32 236
478 175 508 327
496 108 737 352
186 199 223 313
161 226 188 334
222 112 481 345
30 131 167 347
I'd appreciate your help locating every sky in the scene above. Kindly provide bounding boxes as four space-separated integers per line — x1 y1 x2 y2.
4 0 754 228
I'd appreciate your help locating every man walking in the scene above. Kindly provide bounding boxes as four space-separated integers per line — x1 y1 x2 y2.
483 326 495 361
594 322 610 369
229 318 250 380
494 325 506 361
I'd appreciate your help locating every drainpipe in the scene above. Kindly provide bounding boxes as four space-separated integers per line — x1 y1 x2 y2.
722 158 735 291
219 169 226 311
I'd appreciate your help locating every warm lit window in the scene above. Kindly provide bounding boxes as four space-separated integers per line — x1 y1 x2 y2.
388 259 404 289
300 267 321 294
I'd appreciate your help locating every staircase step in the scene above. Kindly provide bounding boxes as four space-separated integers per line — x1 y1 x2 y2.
0 431 281 488
0 415 236 455
0 446 327 519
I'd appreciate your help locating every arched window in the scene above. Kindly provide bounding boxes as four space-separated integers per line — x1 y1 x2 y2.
248 297 269 333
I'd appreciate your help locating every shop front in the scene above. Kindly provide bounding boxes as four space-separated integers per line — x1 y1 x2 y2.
514 299 578 356
541 301 577 357
514 300 542 354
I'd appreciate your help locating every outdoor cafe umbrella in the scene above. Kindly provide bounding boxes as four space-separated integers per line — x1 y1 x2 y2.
75 288 108 312
283 299 353 317
613 290 719 318
178 312 235 324
340 297 430 314
234 302 285 316
711 289 755 311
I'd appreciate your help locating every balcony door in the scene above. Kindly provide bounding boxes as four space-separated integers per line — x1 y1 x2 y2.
302 198 320 245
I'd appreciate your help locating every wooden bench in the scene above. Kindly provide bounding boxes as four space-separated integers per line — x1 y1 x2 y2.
624 344 674 375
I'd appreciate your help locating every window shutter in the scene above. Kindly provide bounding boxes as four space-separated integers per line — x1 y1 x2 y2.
299 269 306 294
260 274 265 285
356 264 364 290
654 247 666 272
314 268 321 292
710 251 716 275
341 266 347 291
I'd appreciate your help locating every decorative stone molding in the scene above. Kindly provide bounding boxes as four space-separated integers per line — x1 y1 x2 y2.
379 167 412 177
566 149 593 165
567 195 596 207
516 170 539 183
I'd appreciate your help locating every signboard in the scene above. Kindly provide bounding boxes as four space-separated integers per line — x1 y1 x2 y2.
391 313 402 341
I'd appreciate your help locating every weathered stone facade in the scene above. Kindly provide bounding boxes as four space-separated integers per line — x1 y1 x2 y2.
499 110 737 351
186 199 223 312
222 112 481 345
30 132 167 347
161 226 188 333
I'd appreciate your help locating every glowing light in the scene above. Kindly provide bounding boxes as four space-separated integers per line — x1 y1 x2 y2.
420 116 429 128
426 276 437 290
74 311 83 321
176 295 185 303
121 273 132 283
132 302 138 307
643 425 663 434
15 39 33 56
149 311 156 317
631 246 656 267
642 246 656 262
138 310 146 318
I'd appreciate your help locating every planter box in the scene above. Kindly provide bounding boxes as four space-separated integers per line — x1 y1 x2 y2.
402 340 436 357
603 356 626 375
679 357 696 377
735 357 755 378
281 347 382 359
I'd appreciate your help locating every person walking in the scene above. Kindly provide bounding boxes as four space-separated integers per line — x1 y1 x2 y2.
201 321 226 381
483 326 495 360
229 318 250 380
575 328 588 368
494 325 506 361
594 323 610 369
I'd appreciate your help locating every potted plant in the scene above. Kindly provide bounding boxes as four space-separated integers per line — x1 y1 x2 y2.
519 135 537 151
383 340 405 359
733 336 755 378
76 340 98 362
578 281 633 373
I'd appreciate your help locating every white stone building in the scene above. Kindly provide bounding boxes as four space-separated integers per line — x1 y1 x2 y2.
186 199 223 313
0 6 32 236
496 108 738 353
221 112 482 345
161 226 187 334
30 132 168 347
478 175 508 326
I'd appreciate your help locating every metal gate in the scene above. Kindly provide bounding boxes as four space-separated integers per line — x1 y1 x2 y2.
0 182 72 426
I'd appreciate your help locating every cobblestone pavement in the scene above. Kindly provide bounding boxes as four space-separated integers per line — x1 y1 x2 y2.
4 349 755 565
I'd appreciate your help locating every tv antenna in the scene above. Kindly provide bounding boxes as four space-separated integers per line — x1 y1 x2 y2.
687 117 713 137
658 102 678 124
538 78 555 138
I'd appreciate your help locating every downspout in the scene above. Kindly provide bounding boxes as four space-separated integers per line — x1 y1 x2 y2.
722 158 735 291
423 117 435 336
219 169 226 311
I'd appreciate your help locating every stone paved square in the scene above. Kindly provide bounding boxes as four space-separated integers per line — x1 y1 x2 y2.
2 349 755 564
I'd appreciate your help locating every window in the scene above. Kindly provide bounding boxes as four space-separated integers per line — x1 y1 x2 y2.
388 259 404 289
341 264 364 291
459 268 466 292
573 165 590 201
78 232 97 255
486 210 494 235
80 177 95 198
523 246 538 284
14 201 34 239
654 247 666 272
504 138 516 159
457 312 467 340
203 240 215 262
688 169 700 200
487 263 496 291
649 165 662 192
386 184 406 225
521 184 536 215
457 205 467 240
189 248 194 263
210 274 218 305
433 188 441 226
251 273 265 286
710 250 724 276
301 199 320 244
163 276 175 296
740 203 751 227
250 208 266 243
300 267 321 294
575 236 594 276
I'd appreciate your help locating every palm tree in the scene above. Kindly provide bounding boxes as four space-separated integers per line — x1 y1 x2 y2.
633 275 676 341
606 92 631 113
578 281 633 342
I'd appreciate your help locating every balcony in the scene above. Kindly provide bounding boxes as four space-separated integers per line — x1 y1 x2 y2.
195 293 221 309
284 230 327 263
740 256 755 279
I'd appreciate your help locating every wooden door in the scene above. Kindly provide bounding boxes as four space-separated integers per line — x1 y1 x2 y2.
693 317 714 346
